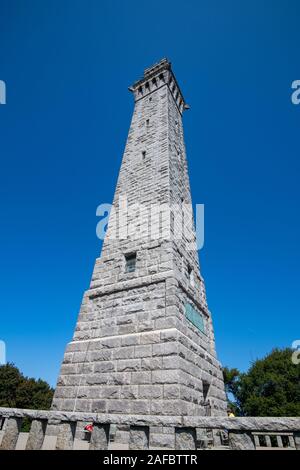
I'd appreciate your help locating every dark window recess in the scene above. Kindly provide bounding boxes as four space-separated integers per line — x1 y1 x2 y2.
188 265 194 286
202 380 210 401
125 253 136 273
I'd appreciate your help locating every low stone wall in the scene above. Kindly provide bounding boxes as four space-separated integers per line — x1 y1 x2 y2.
0 407 299 450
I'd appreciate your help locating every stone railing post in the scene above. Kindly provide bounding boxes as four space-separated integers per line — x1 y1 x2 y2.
288 435 296 449
175 427 197 450
265 435 272 447
89 424 110 450
276 435 283 448
56 421 76 450
0 417 5 431
228 431 255 450
0 416 22 450
196 428 207 449
129 425 149 450
294 432 300 450
253 434 260 448
26 419 47 450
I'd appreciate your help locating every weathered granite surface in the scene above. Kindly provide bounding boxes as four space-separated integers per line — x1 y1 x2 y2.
175 427 197 450
129 426 149 450
89 423 110 450
25 419 47 450
0 408 299 450
228 431 255 450
50 59 227 419
56 422 76 450
1 408 300 432
0 416 22 450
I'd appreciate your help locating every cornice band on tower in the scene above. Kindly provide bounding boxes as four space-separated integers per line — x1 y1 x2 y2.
129 58 189 115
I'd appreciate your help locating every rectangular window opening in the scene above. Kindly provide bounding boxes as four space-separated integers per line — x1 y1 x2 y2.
202 380 210 401
188 265 195 287
125 253 136 273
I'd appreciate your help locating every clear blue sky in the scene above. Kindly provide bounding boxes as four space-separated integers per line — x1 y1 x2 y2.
1 0 299 387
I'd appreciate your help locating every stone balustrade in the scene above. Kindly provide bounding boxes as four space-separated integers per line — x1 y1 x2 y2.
0 407 299 450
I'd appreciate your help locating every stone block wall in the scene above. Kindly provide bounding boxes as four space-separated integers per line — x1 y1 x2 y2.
52 59 227 417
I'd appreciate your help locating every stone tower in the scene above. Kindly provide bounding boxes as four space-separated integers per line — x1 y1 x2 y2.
52 59 227 419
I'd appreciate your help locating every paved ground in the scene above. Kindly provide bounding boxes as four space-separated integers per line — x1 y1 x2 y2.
0 431 129 450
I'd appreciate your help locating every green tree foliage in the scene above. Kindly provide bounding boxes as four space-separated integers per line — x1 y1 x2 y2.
223 348 300 416
222 366 240 415
223 366 240 396
0 363 54 410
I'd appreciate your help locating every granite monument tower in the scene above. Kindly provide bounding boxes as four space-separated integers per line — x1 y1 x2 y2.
52 59 227 420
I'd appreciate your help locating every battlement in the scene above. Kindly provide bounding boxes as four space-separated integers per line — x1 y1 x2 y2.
144 58 170 77
129 58 188 113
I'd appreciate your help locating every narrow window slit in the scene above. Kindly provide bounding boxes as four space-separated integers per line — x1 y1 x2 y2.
125 253 136 273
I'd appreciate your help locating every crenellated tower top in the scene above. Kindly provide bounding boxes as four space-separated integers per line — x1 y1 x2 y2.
129 58 189 114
